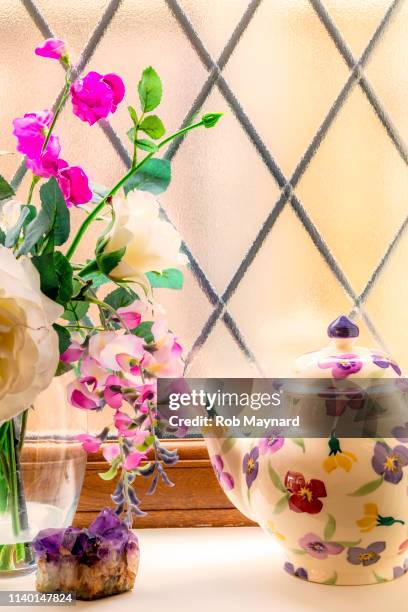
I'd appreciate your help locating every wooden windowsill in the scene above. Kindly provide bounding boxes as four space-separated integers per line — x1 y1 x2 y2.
75 439 254 528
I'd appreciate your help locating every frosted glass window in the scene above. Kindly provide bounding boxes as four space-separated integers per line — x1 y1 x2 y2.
1 0 408 384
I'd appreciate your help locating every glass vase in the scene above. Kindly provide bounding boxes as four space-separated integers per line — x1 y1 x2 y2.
0 376 86 576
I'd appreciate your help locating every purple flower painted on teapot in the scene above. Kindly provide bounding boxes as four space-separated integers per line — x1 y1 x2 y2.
242 447 259 489
347 542 385 566
372 442 408 484
392 422 408 444
212 455 234 491
393 558 408 579
284 562 308 580
318 354 363 379
298 533 344 560
259 435 284 455
372 352 401 376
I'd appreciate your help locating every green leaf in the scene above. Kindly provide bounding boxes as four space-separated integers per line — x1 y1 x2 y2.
373 571 388 583
290 438 305 453
146 268 183 289
127 127 137 143
54 252 73 305
201 112 223 128
0 228 5 245
123 158 171 196
347 476 384 497
273 493 289 514
132 321 154 344
128 105 138 124
139 115 165 139
136 139 158 153
32 253 58 300
55 360 73 377
39 178 70 246
4 206 30 247
136 434 155 452
324 514 336 541
17 178 69 255
96 246 126 275
53 323 71 355
104 286 137 310
82 269 111 290
322 572 338 585
336 539 362 547
291 548 307 555
138 66 162 112
17 201 54 256
0 175 14 201
268 463 287 493
221 437 237 454
32 251 73 306
98 460 119 481
62 300 89 323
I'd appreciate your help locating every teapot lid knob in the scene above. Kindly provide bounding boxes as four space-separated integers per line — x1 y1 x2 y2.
327 315 359 339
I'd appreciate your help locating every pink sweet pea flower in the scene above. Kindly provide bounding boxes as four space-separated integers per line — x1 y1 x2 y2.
102 443 120 463
26 149 59 178
70 71 125 125
76 433 101 453
80 355 109 389
123 451 146 471
117 306 142 330
12 110 60 160
143 320 184 377
35 38 66 60
97 333 145 372
56 160 92 207
103 374 127 409
114 411 134 433
60 340 85 363
68 377 102 410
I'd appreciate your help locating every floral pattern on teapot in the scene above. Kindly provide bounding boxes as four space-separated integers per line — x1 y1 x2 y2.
205 316 408 586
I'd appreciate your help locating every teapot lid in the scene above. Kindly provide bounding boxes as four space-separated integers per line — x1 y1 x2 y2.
293 315 402 379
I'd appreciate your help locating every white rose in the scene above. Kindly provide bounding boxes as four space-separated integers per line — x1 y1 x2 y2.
0 200 22 232
0 246 63 424
104 190 187 283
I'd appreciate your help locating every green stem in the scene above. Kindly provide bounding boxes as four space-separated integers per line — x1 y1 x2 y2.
27 175 40 205
41 69 72 155
66 119 205 262
7 423 20 537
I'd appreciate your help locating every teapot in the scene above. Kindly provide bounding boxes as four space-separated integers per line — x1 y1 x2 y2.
205 316 408 585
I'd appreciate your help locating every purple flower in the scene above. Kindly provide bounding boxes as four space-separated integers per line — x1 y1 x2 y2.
318 354 363 379
319 385 365 417
347 542 385 566
298 533 344 560
393 558 408 579
242 447 259 489
284 562 308 580
372 353 401 376
35 38 66 60
372 441 408 484
71 71 125 125
392 422 408 444
212 455 234 491
12 110 60 160
56 160 92 207
259 435 284 455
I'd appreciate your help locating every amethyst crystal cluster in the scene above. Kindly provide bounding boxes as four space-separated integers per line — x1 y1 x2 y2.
33 508 139 599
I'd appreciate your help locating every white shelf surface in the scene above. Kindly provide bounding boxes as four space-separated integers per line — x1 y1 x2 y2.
1 526 407 611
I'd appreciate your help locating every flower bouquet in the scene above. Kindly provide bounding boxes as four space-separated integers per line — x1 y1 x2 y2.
0 36 221 577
